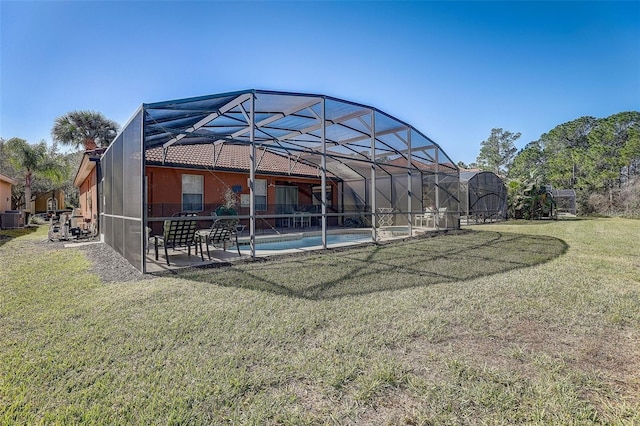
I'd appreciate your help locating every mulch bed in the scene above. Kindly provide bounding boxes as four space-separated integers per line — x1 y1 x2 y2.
74 242 154 284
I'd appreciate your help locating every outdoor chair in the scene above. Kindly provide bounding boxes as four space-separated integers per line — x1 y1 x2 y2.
414 208 436 228
212 205 246 235
48 210 72 241
172 211 198 218
377 207 394 227
198 221 241 259
293 211 311 228
154 217 201 266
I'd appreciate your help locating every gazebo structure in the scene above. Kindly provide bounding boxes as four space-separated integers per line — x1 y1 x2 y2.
551 188 577 215
459 171 507 224
94 90 460 272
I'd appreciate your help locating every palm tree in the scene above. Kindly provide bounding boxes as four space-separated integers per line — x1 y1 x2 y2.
6 138 66 211
52 110 119 151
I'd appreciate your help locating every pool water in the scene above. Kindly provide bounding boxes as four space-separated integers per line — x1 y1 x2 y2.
239 233 371 252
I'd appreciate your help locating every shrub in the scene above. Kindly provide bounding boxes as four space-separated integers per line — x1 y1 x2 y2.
585 178 640 217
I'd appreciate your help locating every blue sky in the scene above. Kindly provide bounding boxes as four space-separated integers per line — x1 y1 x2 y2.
1 1 638 164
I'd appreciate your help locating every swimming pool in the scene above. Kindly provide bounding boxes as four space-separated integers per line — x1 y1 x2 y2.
238 232 372 252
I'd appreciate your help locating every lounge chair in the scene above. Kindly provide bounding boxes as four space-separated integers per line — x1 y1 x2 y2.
198 221 241 258
154 217 201 266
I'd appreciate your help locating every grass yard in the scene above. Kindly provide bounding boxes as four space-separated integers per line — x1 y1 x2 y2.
1 218 639 424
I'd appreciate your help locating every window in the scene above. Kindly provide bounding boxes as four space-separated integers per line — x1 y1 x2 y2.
47 197 58 211
312 185 332 206
255 178 267 211
247 178 267 211
182 174 203 211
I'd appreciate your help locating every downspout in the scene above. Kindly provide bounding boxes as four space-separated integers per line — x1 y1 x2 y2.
90 157 102 236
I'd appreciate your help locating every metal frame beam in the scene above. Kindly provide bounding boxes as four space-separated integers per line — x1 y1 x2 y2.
407 128 412 235
321 99 327 249
338 125 408 146
162 93 252 149
370 110 377 241
249 94 256 258
276 108 370 142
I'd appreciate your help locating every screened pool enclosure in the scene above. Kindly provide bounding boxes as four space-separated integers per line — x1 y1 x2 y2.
99 90 460 272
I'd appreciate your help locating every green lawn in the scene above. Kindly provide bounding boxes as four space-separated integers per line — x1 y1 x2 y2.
1 219 639 424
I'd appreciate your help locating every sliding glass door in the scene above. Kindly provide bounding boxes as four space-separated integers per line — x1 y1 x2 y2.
275 185 298 227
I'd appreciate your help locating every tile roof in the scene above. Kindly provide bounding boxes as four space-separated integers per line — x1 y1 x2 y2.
145 143 323 178
0 172 18 185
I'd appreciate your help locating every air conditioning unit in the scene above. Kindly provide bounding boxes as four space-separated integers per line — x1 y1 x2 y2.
0 211 24 229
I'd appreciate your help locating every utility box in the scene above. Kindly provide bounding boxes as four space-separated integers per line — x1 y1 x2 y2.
0 210 25 229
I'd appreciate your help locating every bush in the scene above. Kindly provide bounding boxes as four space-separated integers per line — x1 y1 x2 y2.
585 178 640 217
29 215 47 225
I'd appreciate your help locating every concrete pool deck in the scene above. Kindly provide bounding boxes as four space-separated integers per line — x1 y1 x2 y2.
144 225 434 274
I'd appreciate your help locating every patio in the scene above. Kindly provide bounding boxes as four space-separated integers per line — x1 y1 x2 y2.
144 222 437 273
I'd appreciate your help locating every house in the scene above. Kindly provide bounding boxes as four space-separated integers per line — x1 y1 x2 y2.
144 142 340 234
0 173 20 229
30 189 65 214
73 148 105 226
0 172 65 215
0 173 17 213
73 144 338 235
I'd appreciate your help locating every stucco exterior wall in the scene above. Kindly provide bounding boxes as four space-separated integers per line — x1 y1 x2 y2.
31 190 65 213
78 168 98 223
0 180 12 213
145 165 338 234
146 166 335 213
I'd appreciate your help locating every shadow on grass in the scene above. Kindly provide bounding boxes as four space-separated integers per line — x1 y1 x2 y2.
477 217 590 226
0 226 38 247
178 230 569 300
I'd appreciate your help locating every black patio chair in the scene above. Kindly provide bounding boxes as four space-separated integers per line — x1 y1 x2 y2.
154 217 201 266
199 220 241 259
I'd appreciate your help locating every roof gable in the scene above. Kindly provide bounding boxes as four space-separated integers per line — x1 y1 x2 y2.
0 173 18 185
73 148 106 187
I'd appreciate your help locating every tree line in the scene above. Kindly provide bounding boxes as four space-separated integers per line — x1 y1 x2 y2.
3 108 638 218
1 111 119 212
469 111 640 216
